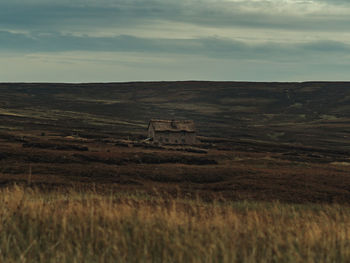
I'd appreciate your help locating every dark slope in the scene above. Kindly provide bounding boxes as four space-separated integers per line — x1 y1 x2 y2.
1 81 350 150
1 81 350 203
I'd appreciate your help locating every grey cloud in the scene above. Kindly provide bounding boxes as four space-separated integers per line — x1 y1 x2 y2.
0 1 181 29
1 0 349 82
1 30 349 62
1 1 350 33
313 0 350 5
301 40 350 52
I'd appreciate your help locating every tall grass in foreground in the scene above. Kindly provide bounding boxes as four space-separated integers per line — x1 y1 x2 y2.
1 186 350 263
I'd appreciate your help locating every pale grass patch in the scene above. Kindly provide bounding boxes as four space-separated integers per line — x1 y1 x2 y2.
1 186 350 262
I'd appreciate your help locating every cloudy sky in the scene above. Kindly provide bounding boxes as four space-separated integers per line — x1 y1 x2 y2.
1 0 350 82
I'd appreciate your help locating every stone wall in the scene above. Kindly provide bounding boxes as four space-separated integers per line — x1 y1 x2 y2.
154 131 196 145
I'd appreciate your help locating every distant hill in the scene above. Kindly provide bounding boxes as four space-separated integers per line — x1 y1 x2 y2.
1 81 350 150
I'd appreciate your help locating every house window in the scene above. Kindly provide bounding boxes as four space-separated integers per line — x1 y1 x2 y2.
181 139 185 144
159 137 163 142
165 138 169 143
175 140 178 144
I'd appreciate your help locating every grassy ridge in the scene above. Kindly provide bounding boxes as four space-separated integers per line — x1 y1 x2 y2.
1 186 350 262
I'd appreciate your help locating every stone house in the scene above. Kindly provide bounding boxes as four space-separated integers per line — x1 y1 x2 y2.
147 119 196 145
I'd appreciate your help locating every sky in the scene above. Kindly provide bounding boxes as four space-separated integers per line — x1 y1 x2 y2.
1 0 350 82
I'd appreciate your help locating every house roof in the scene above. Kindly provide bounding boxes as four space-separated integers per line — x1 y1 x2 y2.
148 119 195 133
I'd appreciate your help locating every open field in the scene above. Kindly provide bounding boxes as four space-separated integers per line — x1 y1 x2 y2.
2 186 350 263
2 81 350 261
1 81 350 203
1 129 350 203
2 81 350 150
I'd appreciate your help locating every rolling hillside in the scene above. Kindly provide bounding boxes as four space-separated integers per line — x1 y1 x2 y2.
1 81 350 150
1 81 350 203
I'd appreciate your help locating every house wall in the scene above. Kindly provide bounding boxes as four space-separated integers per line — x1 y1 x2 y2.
153 131 196 145
148 126 155 139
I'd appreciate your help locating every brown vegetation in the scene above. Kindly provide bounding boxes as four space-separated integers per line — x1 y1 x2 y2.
1 81 350 261
1 186 350 262
1 81 350 204
0 128 350 203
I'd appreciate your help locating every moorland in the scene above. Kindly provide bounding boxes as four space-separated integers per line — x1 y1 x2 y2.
0 81 350 203
2 81 350 262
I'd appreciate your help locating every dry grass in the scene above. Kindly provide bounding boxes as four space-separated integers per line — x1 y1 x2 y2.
1 186 350 262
